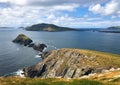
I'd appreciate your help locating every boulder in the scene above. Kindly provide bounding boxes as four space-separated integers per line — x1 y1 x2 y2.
23 64 47 78
13 34 33 46
33 43 47 52
28 43 35 47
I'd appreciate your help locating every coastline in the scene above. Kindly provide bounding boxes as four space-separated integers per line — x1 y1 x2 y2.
1 48 120 85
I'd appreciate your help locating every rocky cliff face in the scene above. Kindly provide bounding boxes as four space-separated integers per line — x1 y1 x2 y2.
23 48 120 78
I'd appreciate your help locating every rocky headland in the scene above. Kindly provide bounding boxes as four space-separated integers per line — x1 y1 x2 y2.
23 48 120 78
12 34 47 52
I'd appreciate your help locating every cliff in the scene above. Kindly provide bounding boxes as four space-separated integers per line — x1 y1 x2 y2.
23 48 120 78
25 23 77 32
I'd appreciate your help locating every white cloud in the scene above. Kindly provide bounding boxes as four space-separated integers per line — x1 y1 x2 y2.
0 0 120 28
89 0 120 16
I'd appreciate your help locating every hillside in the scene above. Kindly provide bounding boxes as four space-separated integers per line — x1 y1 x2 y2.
24 48 120 78
99 26 120 33
25 23 77 32
107 26 120 30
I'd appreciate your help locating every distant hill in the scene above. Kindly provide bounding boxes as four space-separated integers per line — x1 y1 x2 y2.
107 26 120 30
25 23 77 32
99 26 120 33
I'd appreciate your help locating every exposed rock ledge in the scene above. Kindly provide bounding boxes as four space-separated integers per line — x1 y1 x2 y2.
23 48 120 78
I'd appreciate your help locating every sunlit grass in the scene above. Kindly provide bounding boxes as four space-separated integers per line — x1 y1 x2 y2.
0 77 104 85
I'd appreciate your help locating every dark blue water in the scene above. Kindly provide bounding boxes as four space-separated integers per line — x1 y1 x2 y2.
0 29 120 76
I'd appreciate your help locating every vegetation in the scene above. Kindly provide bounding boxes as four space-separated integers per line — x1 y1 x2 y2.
1 76 120 85
13 34 32 42
57 48 120 67
12 34 33 46
17 34 31 40
0 77 104 85
107 26 120 30
25 23 77 31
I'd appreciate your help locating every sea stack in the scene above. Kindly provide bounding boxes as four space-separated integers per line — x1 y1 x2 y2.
13 34 47 52
12 34 33 46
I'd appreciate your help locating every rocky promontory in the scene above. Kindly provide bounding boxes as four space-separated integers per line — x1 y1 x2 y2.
13 34 47 52
23 48 120 78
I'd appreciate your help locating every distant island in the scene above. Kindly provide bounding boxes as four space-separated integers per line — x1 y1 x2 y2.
107 26 120 30
25 23 78 32
99 26 120 33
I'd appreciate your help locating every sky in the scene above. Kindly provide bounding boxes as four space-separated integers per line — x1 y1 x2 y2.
0 0 120 28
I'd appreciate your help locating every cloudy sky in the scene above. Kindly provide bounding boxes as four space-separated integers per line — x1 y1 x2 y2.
0 0 120 28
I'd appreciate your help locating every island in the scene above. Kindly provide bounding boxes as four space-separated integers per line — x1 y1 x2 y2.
99 26 120 33
25 23 78 32
108 26 120 30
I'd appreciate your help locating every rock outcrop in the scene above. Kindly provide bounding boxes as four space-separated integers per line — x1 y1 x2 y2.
23 48 120 78
13 34 33 46
33 43 47 52
13 34 47 52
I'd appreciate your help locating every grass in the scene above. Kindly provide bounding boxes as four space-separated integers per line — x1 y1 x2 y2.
58 48 120 67
0 77 104 85
18 34 31 40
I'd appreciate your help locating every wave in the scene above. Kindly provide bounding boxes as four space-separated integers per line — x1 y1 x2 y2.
2 69 24 78
14 69 24 77
35 55 41 58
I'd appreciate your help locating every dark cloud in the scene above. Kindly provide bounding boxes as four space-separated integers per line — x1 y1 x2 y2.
27 0 109 6
0 0 110 8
